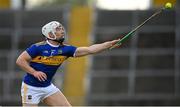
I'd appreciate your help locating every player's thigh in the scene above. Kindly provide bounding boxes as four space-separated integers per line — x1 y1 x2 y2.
43 91 71 106
22 103 38 107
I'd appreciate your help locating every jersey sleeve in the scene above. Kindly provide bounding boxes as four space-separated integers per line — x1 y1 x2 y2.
26 44 39 58
66 45 77 57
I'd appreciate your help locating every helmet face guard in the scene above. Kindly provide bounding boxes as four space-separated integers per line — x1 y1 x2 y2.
42 21 66 43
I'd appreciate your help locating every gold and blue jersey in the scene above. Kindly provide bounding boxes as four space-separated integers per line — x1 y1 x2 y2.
23 41 77 87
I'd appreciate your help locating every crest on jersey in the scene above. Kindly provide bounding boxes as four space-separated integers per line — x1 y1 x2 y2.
58 49 63 54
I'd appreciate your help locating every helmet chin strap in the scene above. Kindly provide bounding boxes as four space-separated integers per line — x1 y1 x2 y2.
53 37 65 44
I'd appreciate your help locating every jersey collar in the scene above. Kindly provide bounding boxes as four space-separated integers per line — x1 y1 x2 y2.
46 40 59 47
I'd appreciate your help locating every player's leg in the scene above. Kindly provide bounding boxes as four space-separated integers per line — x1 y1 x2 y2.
43 91 71 106
22 103 38 107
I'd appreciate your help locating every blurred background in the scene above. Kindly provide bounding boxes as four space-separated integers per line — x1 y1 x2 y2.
0 0 179 106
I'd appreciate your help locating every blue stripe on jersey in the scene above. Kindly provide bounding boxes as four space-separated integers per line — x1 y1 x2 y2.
23 41 77 87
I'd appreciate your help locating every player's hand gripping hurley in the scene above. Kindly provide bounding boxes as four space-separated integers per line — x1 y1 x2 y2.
109 3 172 49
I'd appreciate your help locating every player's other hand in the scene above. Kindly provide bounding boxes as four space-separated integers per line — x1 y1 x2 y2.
33 71 47 81
110 39 121 48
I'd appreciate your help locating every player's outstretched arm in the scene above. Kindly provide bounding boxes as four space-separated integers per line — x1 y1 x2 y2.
16 51 47 81
74 39 119 57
